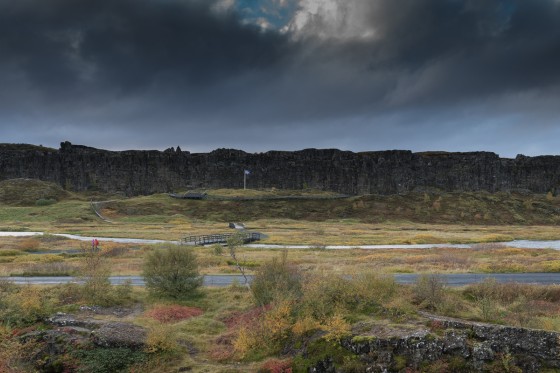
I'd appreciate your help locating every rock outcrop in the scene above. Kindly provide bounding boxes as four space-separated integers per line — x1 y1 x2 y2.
1 142 560 196
313 313 560 372
47 312 147 349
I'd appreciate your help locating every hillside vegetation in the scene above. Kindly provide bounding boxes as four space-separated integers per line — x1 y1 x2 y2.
0 178 72 206
1 179 559 224
102 189 560 225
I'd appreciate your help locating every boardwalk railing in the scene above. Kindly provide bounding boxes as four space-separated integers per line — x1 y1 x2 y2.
180 232 261 246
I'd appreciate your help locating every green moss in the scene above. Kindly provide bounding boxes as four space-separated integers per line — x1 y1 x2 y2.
73 348 147 373
292 338 356 373
351 335 376 344
393 355 407 371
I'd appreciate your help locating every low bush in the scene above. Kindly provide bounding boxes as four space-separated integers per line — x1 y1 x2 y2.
251 251 303 306
143 245 202 298
78 244 133 306
298 274 356 320
73 348 147 373
212 244 224 256
143 245 202 299
100 244 130 257
145 305 203 323
145 324 179 354
259 358 293 373
0 285 54 326
414 274 447 311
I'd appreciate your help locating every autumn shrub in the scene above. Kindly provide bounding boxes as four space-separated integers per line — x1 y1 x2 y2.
233 300 294 359
321 313 351 342
143 245 202 299
0 285 53 326
351 272 397 311
251 251 303 306
145 305 203 323
53 283 83 305
81 245 113 305
259 358 293 373
145 324 179 354
414 274 447 311
100 243 130 257
291 316 321 338
298 274 356 320
16 238 41 252
0 327 36 373
212 244 224 255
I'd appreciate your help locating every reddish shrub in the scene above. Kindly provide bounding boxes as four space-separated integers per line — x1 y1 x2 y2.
10 325 37 337
428 320 444 331
260 358 293 373
145 305 203 323
209 346 235 362
221 305 271 329
208 332 237 362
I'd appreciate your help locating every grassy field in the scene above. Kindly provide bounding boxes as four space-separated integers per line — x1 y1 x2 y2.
3 235 560 277
2 179 560 277
3 180 560 371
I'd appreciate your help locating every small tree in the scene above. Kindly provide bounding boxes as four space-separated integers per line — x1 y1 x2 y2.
414 274 446 311
227 232 249 285
143 245 202 298
80 242 113 305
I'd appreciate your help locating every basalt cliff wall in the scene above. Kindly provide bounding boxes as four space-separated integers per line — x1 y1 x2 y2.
1 142 559 196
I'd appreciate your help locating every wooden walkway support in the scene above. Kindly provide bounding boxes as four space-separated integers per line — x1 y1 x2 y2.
180 232 261 246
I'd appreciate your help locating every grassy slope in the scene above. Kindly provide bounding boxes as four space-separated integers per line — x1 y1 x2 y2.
103 190 560 225
1 181 560 243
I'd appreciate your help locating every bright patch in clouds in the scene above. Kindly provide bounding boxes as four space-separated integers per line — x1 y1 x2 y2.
286 0 377 40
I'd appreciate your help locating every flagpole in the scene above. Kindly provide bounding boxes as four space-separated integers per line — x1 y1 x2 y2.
244 171 246 190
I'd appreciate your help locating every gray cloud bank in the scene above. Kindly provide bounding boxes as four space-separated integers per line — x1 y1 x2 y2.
1 0 560 156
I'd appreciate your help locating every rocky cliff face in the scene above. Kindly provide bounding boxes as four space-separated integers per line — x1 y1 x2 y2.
1 142 559 196
313 313 560 372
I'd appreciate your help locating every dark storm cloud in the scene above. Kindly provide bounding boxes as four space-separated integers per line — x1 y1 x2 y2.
1 0 560 156
361 0 560 104
0 0 287 94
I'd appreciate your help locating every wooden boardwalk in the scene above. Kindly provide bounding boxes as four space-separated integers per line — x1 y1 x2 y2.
180 232 262 246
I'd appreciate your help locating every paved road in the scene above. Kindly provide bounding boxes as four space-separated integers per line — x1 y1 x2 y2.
1 275 251 287
5 273 560 287
393 273 560 286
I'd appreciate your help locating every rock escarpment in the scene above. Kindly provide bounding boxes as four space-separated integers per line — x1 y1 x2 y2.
1 142 560 196
312 314 560 372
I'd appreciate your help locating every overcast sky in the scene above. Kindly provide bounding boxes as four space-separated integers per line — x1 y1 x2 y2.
1 0 560 157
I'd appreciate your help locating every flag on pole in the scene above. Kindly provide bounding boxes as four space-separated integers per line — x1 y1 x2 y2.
244 170 251 175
